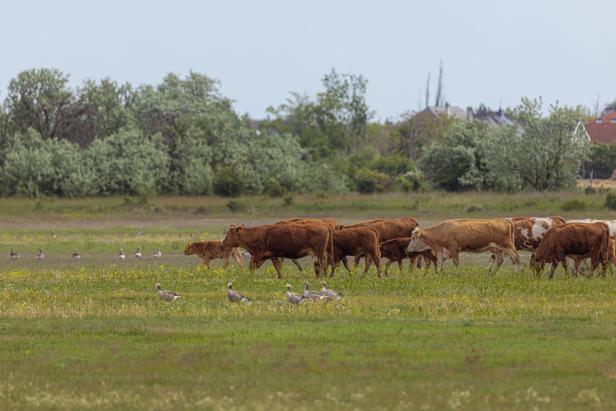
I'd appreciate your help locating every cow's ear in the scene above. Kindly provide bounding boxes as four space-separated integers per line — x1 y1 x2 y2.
415 230 422 238
235 226 243 233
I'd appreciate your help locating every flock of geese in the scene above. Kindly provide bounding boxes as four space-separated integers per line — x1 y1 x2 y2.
155 281 343 305
8 247 163 261
8 246 343 305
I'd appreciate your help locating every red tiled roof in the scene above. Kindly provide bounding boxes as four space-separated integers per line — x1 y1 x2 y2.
586 111 616 144
587 123 616 144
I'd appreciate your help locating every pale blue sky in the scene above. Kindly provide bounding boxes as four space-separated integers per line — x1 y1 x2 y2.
0 0 614 119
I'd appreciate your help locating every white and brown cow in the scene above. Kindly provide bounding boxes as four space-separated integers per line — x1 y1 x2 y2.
407 219 520 273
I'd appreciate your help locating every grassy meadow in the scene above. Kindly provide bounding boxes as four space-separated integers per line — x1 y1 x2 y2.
1 192 616 410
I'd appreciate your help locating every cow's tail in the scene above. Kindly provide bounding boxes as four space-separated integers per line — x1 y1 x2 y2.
508 219 516 249
600 223 610 264
327 226 335 274
374 232 382 260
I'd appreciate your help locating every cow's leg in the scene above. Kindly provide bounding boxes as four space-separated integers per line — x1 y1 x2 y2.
271 257 284 279
590 254 600 278
370 252 382 278
202 257 211 268
233 249 243 269
556 253 569 278
254 257 267 269
341 256 351 274
384 259 392 276
509 249 522 271
222 250 230 268
451 249 460 268
291 259 303 272
547 261 558 279
397 259 403 274
353 254 362 269
417 256 423 269
572 257 584 277
488 248 498 271
436 251 447 273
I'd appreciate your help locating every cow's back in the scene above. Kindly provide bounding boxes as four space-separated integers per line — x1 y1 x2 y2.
262 224 328 257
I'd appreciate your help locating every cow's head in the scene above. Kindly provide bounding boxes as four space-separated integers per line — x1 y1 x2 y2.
184 242 196 255
223 225 244 247
406 228 430 253
529 253 545 274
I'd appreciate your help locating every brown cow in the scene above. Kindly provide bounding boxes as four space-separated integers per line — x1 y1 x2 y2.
531 222 609 278
380 237 437 274
570 235 616 276
332 227 382 277
407 219 521 273
184 240 243 268
274 218 336 272
222 224 331 278
491 216 566 265
339 217 419 268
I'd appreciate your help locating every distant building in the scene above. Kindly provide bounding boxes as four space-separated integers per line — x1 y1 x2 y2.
417 104 467 121
586 107 616 144
465 105 514 126
418 103 514 127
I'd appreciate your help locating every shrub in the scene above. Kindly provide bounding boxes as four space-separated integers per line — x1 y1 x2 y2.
264 178 285 198
605 193 616 210
214 166 246 197
283 195 294 206
354 168 389 194
396 170 426 192
584 186 597 195
226 199 247 213
466 205 483 213
561 199 586 211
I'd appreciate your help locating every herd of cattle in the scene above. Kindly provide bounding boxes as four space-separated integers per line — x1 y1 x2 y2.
184 217 616 279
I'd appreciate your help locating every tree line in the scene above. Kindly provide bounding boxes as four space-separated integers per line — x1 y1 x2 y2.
0 68 613 197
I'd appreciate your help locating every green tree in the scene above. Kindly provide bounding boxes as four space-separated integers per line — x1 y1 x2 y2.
0 129 95 197
4 68 76 140
585 144 616 179
67 79 134 146
481 98 589 191
264 69 371 158
84 128 170 196
418 121 487 191
396 111 456 160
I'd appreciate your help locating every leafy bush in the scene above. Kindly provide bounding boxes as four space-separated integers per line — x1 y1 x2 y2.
226 199 247 213
214 166 248 197
84 129 169 196
395 170 426 192
265 178 285 197
354 168 389 194
283 195 294 206
605 193 616 210
561 199 586 211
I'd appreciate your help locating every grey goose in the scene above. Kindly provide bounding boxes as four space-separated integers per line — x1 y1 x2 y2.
155 283 181 301
286 284 305 305
320 281 343 301
302 281 322 301
227 282 250 303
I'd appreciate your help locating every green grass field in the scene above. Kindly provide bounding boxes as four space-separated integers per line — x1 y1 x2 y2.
1 193 616 410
